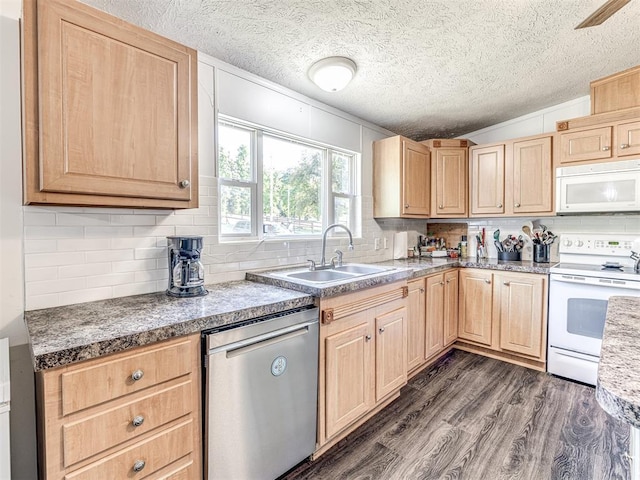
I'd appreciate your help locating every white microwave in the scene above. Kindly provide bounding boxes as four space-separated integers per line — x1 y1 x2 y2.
556 159 640 214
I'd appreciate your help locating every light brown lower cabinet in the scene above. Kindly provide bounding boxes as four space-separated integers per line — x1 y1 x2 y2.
318 282 408 454
36 334 202 479
407 269 459 375
457 269 548 371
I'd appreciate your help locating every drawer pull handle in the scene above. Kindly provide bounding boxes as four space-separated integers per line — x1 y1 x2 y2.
131 370 144 382
133 460 146 473
132 415 145 427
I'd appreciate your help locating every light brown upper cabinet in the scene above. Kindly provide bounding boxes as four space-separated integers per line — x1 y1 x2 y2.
590 65 640 115
421 139 471 218
556 108 640 166
373 136 430 218
470 134 553 217
22 0 199 208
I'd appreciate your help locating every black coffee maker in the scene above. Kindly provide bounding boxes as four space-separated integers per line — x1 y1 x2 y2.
166 236 208 297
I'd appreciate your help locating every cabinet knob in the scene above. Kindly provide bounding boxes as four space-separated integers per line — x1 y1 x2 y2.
404 204 409 208
440 281 445 286
497 203 502 208
379 327 385 334
179 179 190 188
420 287 425 293
132 415 145 427
602 146 610 151
514 203 520 208
485 279 491 284
439 204 444 209
446 279 451 284
133 460 146 473
365 335 372 341
503 281 510 286
131 369 144 382
620 143 630 149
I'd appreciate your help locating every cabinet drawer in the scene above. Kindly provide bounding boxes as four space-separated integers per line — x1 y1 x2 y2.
64 419 193 480
62 339 192 415
63 381 192 466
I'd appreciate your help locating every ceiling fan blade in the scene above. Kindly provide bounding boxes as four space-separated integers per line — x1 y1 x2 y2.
575 0 632 29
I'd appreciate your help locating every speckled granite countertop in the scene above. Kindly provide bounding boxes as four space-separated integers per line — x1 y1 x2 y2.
25 257 551 372
25 281 314 372
247 257 551 295
596 296 640 429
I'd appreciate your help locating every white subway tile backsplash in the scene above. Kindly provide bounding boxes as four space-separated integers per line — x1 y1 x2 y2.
24 267 58 282
85 226 134 238
59 287 113 306
56 213 110 226
133 226 176 237
24 239 57 254
59 263 111 279
134 247 165 260
155 215 194 226
86 273 135 288
26 293 62 311
113 282 158 297
23 212 56 226
85 249 134 263
25 226 84 239
112 259 158 273
27 278 86 296
109 214 157 226
134 269 168 283
110 237 158 250
57 238 111 252
25 252 86 268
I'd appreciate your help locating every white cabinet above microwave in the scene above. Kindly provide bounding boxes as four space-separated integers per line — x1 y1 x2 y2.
556 159 640 214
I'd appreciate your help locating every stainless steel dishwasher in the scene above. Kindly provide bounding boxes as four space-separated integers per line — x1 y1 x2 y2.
204 306 319 480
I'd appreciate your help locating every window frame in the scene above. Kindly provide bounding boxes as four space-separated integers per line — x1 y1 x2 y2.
217 115 360 241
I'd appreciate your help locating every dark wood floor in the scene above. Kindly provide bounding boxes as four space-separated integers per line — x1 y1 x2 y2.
284 350 630 480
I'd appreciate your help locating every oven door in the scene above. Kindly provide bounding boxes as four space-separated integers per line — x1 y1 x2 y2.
548 273 640 356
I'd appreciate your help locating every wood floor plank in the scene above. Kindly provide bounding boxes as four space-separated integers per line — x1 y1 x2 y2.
282 351 630 480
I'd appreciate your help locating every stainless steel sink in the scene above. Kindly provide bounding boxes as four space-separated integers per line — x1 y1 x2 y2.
334 264 387 275
286 270 354 282
274 263 395 284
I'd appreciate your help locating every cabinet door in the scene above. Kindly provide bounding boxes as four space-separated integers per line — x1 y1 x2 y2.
432 148 467 217
375 307 407 402
325 321 373 438
425 274 444 359
402 141 431 216
511 136 553 214
31 0 197 205
407 280 426 372
458 270 493 346
470 145 505 215
559 126 613 164
617 121 640 158
497 273 545 358
443 270 459 346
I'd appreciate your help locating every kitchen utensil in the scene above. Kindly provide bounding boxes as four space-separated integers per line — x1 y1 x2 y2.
522 225 533 239
494 240 504 252
493 229 500 242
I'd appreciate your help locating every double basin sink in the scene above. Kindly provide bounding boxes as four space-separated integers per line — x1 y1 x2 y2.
274 264 395 283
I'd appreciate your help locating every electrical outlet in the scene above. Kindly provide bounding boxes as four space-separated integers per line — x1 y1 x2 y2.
374 238 381 250
383 237 389 249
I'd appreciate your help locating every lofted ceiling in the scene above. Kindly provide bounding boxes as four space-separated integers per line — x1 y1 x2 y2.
80 0 640 140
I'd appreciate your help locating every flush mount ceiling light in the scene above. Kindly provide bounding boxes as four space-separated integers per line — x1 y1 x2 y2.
308 56 357 92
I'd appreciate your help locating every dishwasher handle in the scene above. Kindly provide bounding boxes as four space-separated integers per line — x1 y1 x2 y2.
208 320 316 355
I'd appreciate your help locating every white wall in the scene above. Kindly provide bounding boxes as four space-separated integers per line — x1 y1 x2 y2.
463 96 591 144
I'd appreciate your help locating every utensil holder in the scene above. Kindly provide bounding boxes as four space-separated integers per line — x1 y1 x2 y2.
497 251 521 261
533 244 550 263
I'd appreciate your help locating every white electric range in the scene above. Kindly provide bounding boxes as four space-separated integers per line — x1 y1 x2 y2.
548 233 640 386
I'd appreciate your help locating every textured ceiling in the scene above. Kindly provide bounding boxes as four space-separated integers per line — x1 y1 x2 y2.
80 0 640 140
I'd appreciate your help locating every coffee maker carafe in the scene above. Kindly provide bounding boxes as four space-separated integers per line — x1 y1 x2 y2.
166 236 208 297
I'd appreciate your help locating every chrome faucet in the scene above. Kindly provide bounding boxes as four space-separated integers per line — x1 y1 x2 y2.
320 224 354 267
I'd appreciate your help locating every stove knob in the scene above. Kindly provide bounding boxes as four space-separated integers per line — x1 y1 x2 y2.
563 239 572 247
575 240 584 247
